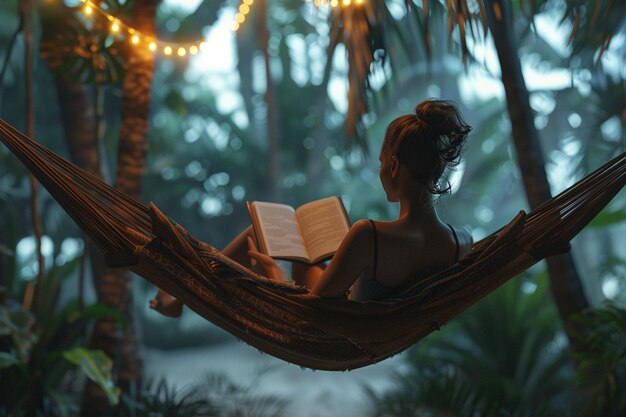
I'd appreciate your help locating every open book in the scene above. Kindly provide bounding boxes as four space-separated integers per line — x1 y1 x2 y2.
247 196 350 264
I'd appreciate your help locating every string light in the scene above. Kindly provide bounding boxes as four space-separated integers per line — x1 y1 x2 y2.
77 0 366 49
232 0 252 31
75 0 206 59
304 0 361 8
232 0 363 31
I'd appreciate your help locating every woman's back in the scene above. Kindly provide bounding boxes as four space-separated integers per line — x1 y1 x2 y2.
348 219 472 301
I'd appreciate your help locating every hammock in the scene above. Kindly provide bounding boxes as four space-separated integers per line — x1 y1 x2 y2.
0 119 625 371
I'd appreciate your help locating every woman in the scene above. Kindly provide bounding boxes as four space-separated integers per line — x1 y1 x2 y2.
150 99 473 314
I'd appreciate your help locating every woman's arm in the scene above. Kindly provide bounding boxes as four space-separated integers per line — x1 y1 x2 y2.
309 220 373 298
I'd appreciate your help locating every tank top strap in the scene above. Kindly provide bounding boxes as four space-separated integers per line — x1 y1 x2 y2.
369 219 378 279
447 223 460 262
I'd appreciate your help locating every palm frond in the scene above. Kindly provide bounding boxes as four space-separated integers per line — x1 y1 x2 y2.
570 305 626 417
332 0 485 149
38 2 125 85
562 0 626 61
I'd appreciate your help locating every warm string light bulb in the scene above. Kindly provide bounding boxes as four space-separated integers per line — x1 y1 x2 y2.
306 0 364 9
75 0 206 59
76 0 365 49
232 0 254 31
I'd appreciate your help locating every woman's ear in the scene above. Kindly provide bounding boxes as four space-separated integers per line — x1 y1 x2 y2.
390 155 400 179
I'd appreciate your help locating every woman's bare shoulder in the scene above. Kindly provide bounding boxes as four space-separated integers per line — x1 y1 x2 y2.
336 219 374 254
351 218 374 231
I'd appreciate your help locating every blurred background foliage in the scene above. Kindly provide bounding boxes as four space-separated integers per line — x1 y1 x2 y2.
0 0 625 415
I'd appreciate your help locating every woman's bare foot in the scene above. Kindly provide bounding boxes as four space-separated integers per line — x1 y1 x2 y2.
149 290 184 318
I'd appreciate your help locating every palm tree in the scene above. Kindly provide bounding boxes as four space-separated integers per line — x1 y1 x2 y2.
257 0 282 202
234 0 282 201
18 0 45 314
481 0 589 347
83 0 161 413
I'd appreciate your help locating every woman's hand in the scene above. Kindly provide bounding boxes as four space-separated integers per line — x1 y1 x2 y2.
292 261 325 289
247 237 287 281
149 289 183 318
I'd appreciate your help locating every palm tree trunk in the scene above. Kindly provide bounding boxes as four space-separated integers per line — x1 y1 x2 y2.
235 24 256 133
54 78 100 175
20 0 44 314
82 1 159 414
483 0 589 343
53 77 105 313
258 0 281 201
307 38 337 191
112 0 160 389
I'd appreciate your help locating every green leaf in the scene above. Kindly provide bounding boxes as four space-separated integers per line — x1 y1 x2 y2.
0 303 37 361
164 90 188 116
63 348 120 406
64 301 128 330
0 351 21 369
0 243 14 256
588 208 626 229
46 389 79 417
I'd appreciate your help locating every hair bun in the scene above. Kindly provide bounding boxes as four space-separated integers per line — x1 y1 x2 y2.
414 99 471 164
383 99 471 196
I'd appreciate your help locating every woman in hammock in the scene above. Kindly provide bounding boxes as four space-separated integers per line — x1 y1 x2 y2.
150 98 473 316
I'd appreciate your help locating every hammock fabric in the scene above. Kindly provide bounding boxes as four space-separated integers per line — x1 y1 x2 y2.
1 119 625 371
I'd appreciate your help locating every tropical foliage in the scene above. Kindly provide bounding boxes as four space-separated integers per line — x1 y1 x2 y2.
571 305 626 417
0 265 123 415
366 280 626 417
0 0 625 415
367 274 573 417
117 374 288 417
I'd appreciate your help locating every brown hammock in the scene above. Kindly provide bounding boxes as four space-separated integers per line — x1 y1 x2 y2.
1 119 625 371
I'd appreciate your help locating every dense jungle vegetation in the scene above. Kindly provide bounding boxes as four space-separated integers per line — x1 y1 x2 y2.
0 0 624 416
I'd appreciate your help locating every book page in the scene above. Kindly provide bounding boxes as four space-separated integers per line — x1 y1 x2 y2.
296 197 350 262
253 202 309 260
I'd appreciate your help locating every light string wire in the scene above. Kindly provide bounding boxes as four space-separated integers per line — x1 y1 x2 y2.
77 0 207 58
233 0 364 31
71 0 365 57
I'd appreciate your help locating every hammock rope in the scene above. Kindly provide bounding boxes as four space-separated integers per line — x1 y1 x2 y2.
0 118 625 370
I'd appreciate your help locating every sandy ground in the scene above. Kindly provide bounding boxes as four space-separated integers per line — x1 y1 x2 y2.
143 337 408 417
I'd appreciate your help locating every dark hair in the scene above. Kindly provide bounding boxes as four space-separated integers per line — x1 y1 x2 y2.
382 99 471 195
